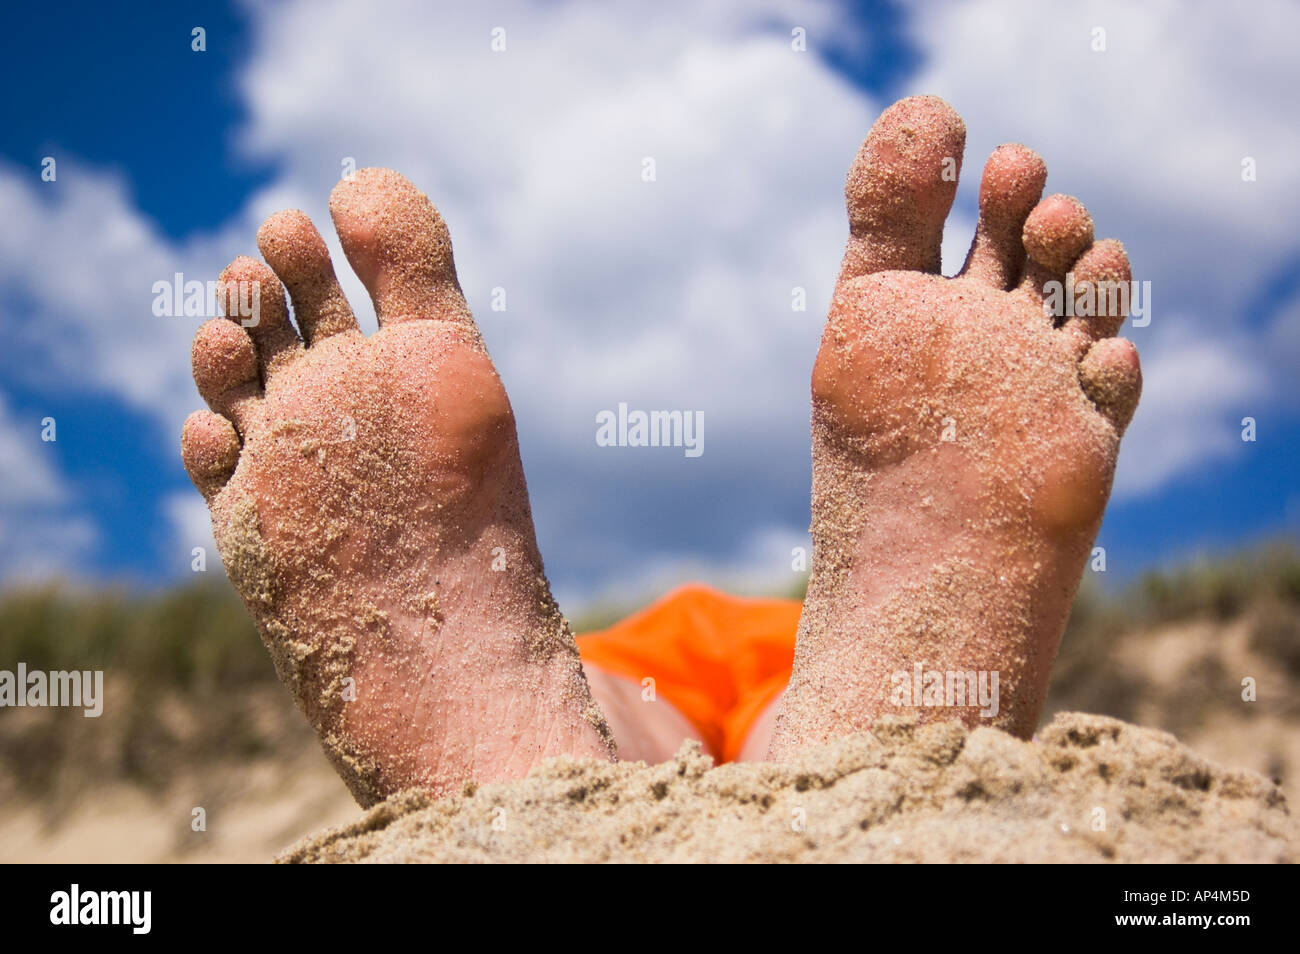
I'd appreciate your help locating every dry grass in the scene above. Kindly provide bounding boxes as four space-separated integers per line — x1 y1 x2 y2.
1048 541 1300 733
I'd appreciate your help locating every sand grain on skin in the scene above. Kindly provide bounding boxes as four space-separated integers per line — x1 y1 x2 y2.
774 270 1119 754
199 173 615 806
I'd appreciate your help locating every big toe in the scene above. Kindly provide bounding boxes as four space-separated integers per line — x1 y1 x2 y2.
839 95 966 283
329 168 474 330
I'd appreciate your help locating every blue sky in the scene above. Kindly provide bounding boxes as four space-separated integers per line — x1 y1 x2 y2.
0 0 1296 609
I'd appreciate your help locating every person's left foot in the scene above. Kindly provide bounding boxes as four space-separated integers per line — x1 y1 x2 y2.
182 169 615 806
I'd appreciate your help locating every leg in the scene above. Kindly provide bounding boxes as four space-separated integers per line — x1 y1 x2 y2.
584 667 712 763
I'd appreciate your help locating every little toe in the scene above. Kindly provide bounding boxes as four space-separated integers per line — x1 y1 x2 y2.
257 210 360 345
838 95 966 283
191 318 260 432
1079 336 1142 433
218 256 303 376
329 168 475 330
181 410 242 498
959 143 1047 289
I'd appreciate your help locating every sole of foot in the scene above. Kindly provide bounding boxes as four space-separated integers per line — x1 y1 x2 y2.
768 96 1141 758
182 169 614 805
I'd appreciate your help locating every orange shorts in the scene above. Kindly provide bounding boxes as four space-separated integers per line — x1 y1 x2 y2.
575 585 800 763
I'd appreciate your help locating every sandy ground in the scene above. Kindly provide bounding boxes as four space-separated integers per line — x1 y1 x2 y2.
0 749 356 864
280 712 1296 863
2 605 1295 862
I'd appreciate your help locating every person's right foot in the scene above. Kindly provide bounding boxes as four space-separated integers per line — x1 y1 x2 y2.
182 169 614 806
768 97 1142 758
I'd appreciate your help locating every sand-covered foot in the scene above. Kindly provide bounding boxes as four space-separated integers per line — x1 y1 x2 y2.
768 97 1141 756
181 170 614 805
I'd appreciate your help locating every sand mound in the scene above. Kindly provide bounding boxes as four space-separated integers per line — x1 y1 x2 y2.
279 712 1296 863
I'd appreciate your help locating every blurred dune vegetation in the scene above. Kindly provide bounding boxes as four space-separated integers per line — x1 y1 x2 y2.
1 542 1298 818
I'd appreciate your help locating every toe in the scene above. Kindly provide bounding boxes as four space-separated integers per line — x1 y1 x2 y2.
1079 336 1141 433
1023 195 1095 274
218 256 302 376
181 410 242 498
329 168 475 330
1059 239 1132 352
959 143 1046 288
1018 194 1095 312
838 95 966 283
257 210 360 345
191 318 260 432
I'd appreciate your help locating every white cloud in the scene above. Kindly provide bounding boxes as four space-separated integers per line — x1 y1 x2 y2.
2 0 1297 604
226 0 875 604
0 0 871 604
0 394 96 582
0 161 248 441
1113 325 1269 496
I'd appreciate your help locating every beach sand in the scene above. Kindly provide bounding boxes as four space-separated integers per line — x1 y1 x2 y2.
4 589 1293 863
280 710 1296 863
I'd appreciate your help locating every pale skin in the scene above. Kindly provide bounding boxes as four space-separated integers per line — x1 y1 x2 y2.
181 97 1141 803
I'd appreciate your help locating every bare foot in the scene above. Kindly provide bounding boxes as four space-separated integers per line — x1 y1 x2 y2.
768 97 1141 757
181 169 614 805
